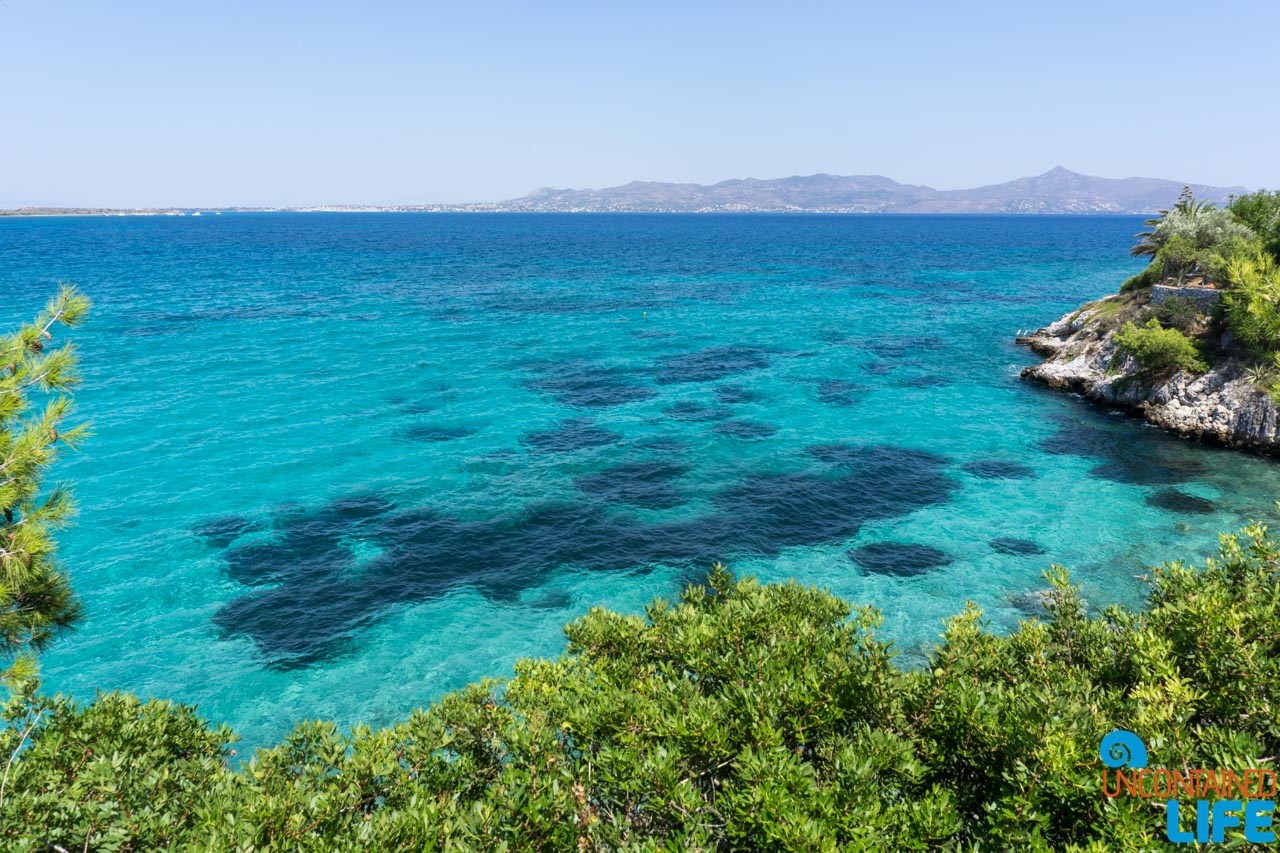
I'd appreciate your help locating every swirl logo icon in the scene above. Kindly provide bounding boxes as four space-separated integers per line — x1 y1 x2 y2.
1099 729 1148 769
1098 729 1277 842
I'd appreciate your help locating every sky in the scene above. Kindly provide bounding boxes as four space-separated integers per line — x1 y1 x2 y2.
2 0 1278 208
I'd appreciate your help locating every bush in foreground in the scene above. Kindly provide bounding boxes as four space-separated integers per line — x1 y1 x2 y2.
3 527 1280 850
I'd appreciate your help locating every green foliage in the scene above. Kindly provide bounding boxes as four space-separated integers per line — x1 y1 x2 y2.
1128 188 1261 288
1229 189 1280 260
1131 187 1256 264
1163 206 1256 254
1119 263 1161 293
1222 252 1280 354
1200 234 1265 284
0 288 91 688
1144 296 1202 333
1245 354 1280 405
1113 318 1208 374
5 530 1280 849
0 692 238 851
1152 232 1260 284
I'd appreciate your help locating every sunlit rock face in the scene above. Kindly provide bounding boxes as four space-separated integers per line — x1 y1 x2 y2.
1019 299 1280 453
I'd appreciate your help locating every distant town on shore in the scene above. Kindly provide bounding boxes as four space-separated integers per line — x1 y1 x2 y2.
2 167 1250 217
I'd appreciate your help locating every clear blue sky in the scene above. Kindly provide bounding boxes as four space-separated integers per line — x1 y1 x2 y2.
3 0 1277 207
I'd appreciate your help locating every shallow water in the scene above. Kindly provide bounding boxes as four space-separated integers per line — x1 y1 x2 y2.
3 213 1277 751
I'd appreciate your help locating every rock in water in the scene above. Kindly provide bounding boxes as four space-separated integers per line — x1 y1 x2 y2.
848 542 952 576
989 537 1046 556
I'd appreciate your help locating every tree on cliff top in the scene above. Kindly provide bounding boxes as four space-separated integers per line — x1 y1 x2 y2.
1230 189 1280 261
0 287 91 689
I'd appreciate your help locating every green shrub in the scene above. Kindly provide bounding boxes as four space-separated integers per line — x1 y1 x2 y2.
1113 317 1209 373
1134 199 1256 264
1120 263 1161 292
1200 234 1265 284
1145 295 1202 333
1230 189 1280 260
1223 251 1280 354
1132 190 1262 284
4 528 1280 850
1243 357 1280 406
1153 233 1262 284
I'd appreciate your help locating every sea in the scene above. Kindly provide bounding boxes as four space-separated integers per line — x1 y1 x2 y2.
3 213 1277 752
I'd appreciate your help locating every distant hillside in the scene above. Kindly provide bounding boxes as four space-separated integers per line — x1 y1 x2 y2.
496 167 1248 214
1 168 1250 216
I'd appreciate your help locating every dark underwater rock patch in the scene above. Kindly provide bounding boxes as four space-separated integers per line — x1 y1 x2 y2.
527 589 573 609
396 423 476 443
526 361 655 409
213 444 957 669
862 360 897 375
664 400 733 422
1087 457 1207 486
194 516 265 549
574 460 690 509
816 379 866 407
805 444 863 466
220 495 393 591
714 384 762 404
962 459 1036 480
655 345 770 384
989 537 1046 556
520 418 622 453
712 420 778 439
1145 489 1216 515
805 443 951 469
711 445 957 554
848 542 952 577
1036 412 1145 460
1039 410 1214 488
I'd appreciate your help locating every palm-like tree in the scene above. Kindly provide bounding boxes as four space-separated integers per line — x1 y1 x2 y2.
1131 211 1166 258
1131 187 1216 258
1172 184 1215 216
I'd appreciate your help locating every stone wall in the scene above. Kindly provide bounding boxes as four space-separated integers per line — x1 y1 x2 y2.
1151 284 1222 311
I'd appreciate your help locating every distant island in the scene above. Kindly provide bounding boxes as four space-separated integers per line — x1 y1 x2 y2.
0 167 1249 216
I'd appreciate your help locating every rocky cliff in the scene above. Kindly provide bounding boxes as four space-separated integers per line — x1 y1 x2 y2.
1017 294 1280 452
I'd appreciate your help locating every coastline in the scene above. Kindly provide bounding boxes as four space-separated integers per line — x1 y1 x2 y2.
1017 293 1280 453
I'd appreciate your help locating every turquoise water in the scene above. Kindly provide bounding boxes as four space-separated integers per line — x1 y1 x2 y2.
4 213 1278 751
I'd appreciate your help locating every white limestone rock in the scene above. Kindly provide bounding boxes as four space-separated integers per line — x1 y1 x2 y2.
1018 300 1280 452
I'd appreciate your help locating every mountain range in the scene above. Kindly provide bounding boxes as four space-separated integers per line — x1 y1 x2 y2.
486 167 1247 214
1 168 1250 216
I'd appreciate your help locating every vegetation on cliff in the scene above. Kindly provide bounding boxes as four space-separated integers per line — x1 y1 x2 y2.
1105 188 1280 395
1112 318 1209 374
